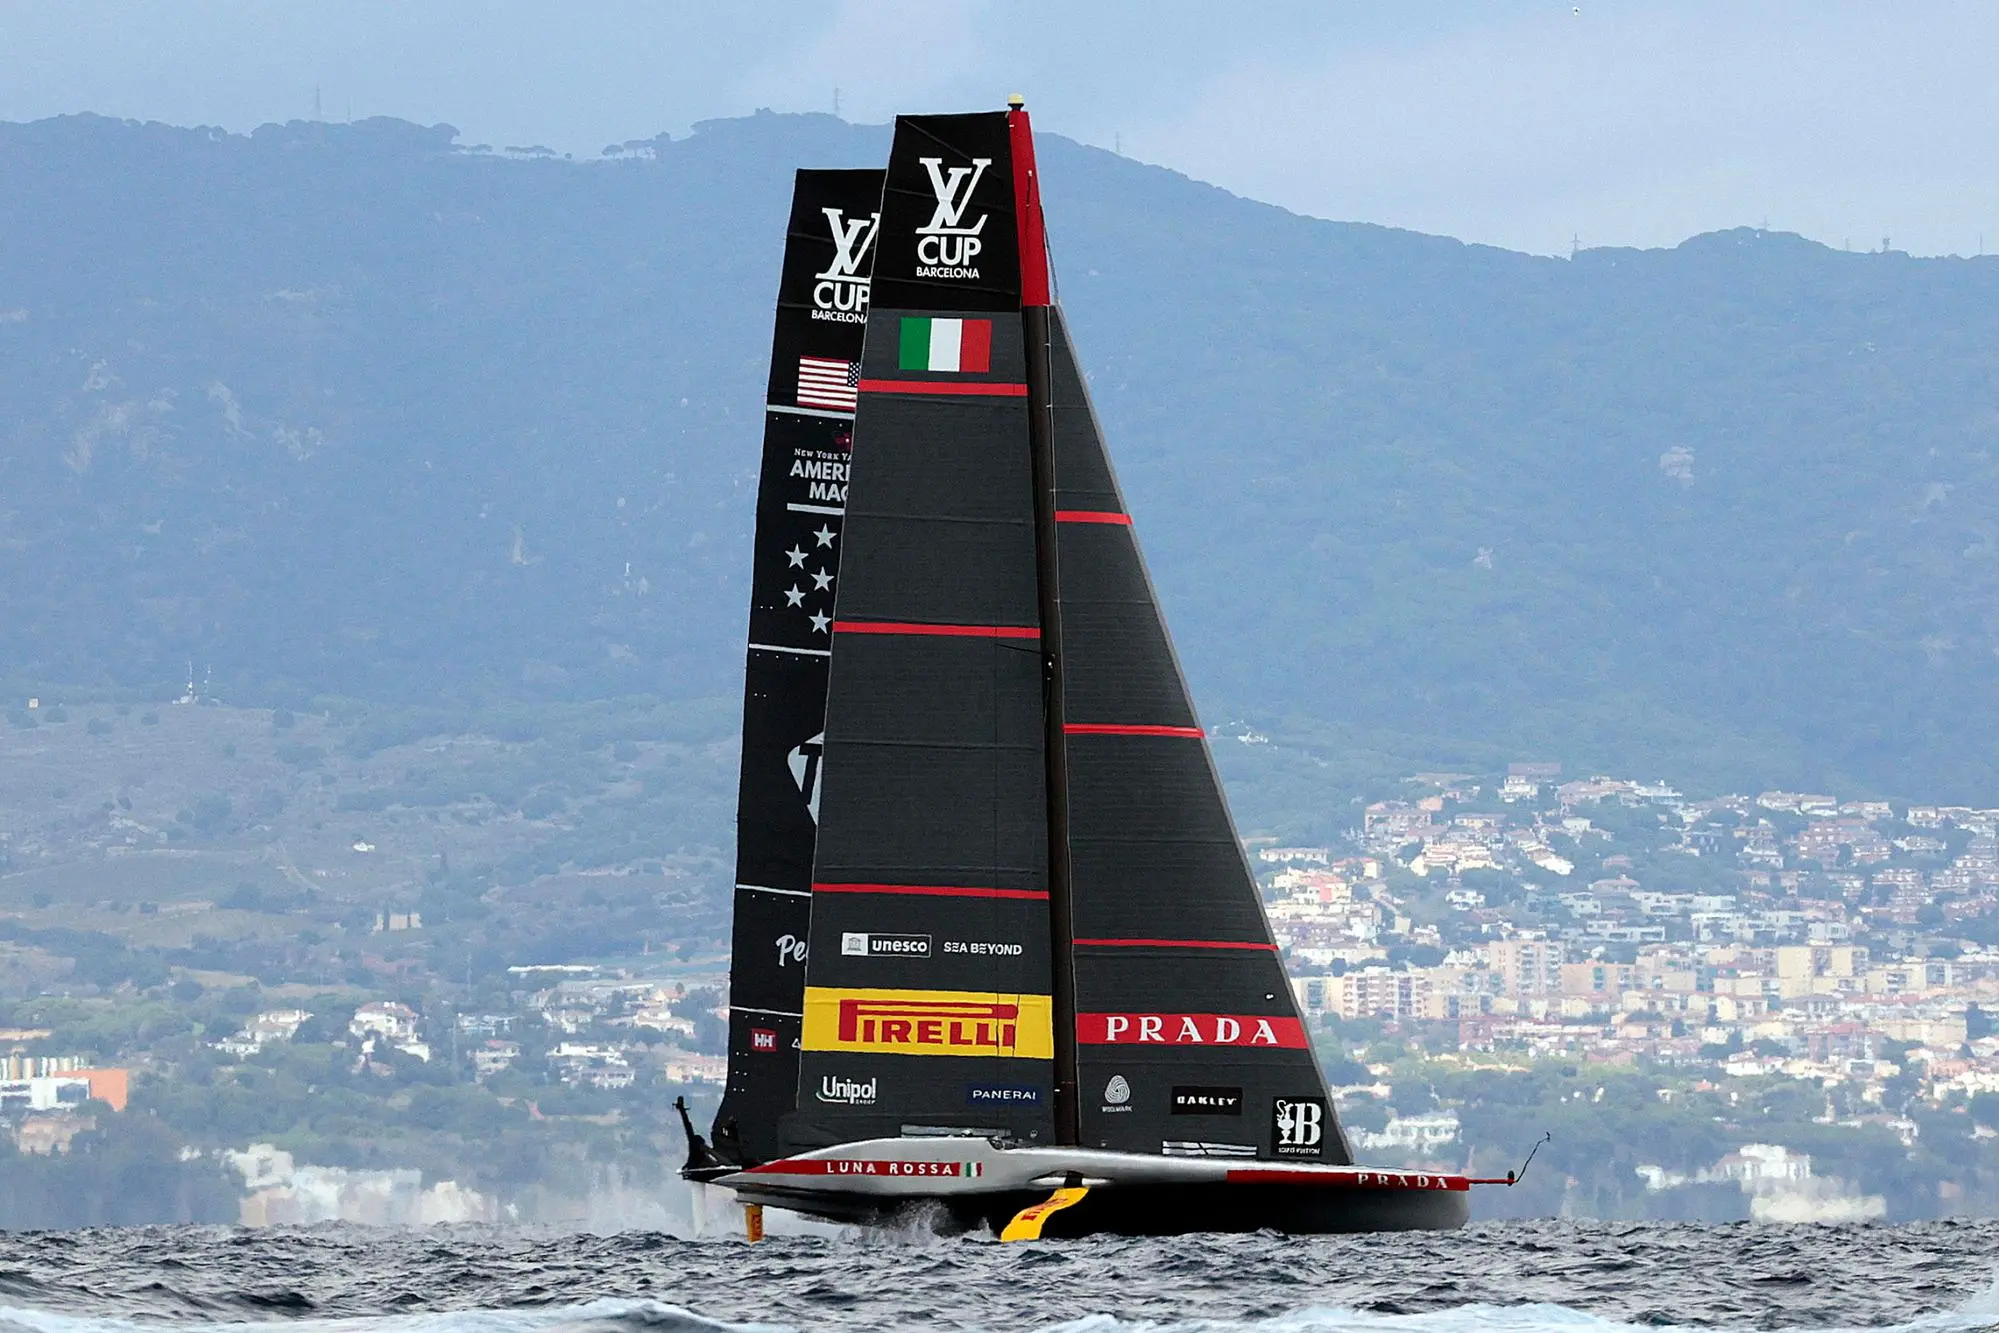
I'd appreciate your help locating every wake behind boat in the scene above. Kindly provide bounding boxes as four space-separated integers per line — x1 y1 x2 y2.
682 100 1496 1238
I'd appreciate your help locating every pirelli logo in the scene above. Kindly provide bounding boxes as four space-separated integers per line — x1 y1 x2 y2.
802 987 1054 1059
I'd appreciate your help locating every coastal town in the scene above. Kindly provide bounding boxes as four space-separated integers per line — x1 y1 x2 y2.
9 751 1999 1224
1268 764 1991 1078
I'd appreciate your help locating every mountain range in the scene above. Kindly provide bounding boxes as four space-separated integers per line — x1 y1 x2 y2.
5 110 1999 833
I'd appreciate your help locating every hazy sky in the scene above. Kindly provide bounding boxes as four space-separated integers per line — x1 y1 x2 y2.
4 1 1996 257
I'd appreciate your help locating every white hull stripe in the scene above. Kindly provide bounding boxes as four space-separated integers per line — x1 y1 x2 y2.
738 883 812 897
732 1006 804 1018
786 502 845 515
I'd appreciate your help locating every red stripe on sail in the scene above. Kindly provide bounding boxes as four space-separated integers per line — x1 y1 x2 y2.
813 882 1050 901
1054 510 1131 525
857 379 1028 397
1077 1012 1309 1048
1009 106 1050 308
833 621 1039 639
1073 938 1277 951
1064 723 1204 738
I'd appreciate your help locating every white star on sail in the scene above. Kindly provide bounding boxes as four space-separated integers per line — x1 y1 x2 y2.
809 610 831 634
811 568 834 591
786 546 808 568
814 525 836 548
784 585 805 607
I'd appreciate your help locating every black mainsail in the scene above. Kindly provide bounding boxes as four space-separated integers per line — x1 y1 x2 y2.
780 109 1348 1166
789 114 1057 1151
713 168 881 1167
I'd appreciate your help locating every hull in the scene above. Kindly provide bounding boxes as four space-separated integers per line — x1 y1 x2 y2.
711 1136 1471 1237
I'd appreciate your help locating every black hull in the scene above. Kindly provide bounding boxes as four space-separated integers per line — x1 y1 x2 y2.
747 1182 1469 1237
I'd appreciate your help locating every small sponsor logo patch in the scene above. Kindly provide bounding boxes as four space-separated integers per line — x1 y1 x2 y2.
841 932 932 958
1171 1085 1243 1115
1273 1096 1329 1157
816 1074 877 1106
966 1083 1043 1107
1101 1074 1133 1113
750 1028 777 1052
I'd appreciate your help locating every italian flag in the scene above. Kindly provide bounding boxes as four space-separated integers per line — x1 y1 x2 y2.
899 317 992 373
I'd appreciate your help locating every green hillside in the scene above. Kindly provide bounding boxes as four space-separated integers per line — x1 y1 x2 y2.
4 111 1998 833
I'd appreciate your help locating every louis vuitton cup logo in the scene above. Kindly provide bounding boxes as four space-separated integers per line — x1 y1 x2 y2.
787 731 823 823
914 156 990 279
812 208 878 320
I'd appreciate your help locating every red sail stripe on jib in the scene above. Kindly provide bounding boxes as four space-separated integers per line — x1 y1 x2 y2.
833 620 1039 639
1054 510 1131 525
1076 1013 1309 1047
1064 723 1205 738
1073 938 1278 951
813 882 1051 901
857 379 1029 397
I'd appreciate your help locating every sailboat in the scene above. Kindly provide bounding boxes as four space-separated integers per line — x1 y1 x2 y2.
683 104 1497 1238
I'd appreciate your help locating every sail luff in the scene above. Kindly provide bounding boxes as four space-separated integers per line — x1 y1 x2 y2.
1009 105 1081 1146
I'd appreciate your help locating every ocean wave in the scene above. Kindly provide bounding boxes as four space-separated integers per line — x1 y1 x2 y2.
1 1223 1996 1333
0 1299 788 1333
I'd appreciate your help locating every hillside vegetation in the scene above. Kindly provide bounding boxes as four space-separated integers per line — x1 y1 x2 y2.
4 111 1999 833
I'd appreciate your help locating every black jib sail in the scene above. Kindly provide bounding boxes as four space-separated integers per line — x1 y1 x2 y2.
712 168 882 1167
1047 306 1354 1165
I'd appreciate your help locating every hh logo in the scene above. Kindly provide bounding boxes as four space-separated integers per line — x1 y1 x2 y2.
1273 1097 1328 1157
750 1028 777 1052
914 155 990 276
812 207 877 316
803 987 1053 1059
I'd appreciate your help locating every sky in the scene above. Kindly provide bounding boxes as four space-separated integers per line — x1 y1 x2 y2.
3 0 1996 257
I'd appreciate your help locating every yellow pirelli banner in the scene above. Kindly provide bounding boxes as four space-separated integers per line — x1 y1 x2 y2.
802 987 1055 1059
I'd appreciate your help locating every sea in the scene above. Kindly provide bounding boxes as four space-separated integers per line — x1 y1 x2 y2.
2 1223 1997 1333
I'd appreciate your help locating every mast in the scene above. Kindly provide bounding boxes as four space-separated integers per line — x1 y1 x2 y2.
1009 98 1080 1146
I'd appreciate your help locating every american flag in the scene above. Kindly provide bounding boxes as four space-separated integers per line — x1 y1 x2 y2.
797 356 860 411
